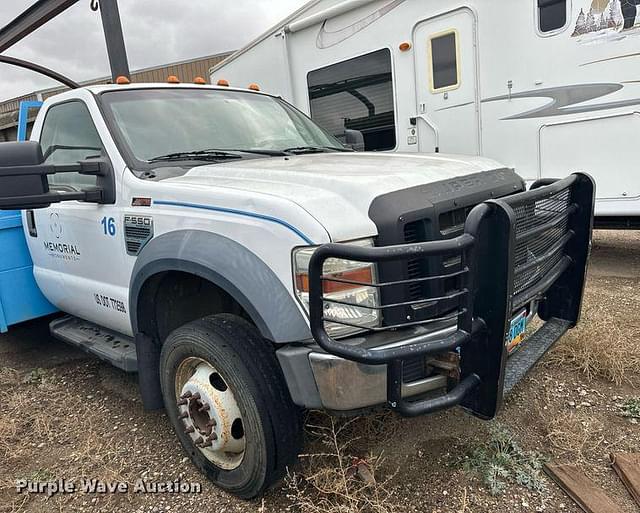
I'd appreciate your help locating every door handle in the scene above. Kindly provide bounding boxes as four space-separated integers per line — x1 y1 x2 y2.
26 210 37 237
410 114 440 153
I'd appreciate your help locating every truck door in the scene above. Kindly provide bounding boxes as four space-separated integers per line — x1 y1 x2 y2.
412 8 480 155
26 100 130 335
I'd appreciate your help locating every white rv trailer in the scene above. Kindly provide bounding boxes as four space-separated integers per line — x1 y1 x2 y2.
211 0 640 227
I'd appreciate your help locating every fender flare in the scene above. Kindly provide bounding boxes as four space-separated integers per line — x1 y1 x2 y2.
129 229 311 343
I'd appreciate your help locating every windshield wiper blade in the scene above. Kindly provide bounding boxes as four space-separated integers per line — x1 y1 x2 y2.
326 146 355 152
283 146 352 154
282 146 330 154
220 148 288 157
148 150 243 162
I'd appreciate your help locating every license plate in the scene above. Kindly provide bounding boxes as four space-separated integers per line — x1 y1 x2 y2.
507 310 528 354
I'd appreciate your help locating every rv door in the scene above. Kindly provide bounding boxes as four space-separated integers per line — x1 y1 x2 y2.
413 8 480 155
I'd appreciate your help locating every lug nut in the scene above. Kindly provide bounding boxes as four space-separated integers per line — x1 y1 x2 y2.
191 393 201 400
180 391 193 400
198 403 210 412
208 432 218 441
184 426 195 434
177 399 188 406
194 436 204 446
200 440 213 448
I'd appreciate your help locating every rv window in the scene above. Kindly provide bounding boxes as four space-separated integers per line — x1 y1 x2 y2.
307 49 396 151
429 31 459 92
537 0 568 33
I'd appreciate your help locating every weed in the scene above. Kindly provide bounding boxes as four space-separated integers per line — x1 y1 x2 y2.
286 412 398 513
621 398 640 419
20 469 56 482
22 368 47 385
463 425 547 497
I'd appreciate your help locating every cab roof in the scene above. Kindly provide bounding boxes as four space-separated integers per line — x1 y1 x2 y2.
82 82 270 96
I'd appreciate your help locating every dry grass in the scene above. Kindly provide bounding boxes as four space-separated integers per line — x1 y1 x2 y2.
0 369 133 501
546 284 640 385
0 368 20 387
285 412 399 513
544 411 606 463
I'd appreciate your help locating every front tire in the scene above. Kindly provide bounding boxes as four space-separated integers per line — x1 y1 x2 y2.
159 314 303 498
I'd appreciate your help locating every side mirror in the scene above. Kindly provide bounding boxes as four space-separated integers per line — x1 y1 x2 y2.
0 141 113 210
344 129 365 152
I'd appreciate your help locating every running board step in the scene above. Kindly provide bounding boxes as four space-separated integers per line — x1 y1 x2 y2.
503 317 571 395
50 316 137 372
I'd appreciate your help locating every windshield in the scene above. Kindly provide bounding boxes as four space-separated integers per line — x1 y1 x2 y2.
100 88 343 164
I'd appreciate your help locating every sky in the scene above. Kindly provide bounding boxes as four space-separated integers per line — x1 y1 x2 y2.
0 0 307 102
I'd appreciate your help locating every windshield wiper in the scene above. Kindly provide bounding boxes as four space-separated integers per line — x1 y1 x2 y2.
220 148 289 157
283 146 353 154
282 146 328 154
148 150 244 163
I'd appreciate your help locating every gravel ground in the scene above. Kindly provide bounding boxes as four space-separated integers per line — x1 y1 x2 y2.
0 229 638 513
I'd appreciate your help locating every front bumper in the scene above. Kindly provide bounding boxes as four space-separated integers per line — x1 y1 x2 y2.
304 173 595 419
278 323 455 411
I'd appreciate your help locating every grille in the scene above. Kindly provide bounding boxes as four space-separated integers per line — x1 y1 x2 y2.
403 217 465 314
439 206 473 236
403 357 427 382
511 189 572 298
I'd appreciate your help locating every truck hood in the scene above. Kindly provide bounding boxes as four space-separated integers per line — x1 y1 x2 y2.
164 152 506 242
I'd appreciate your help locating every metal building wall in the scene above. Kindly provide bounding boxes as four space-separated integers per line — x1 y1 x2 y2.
0 51 232 141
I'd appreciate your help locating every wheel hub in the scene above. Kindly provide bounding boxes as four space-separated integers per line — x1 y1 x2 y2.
176 360 245 469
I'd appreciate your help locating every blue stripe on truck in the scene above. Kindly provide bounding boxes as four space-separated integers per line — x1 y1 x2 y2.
153 200 315 245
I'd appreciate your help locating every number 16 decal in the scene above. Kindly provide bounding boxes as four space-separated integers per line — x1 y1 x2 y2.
101 217 116 236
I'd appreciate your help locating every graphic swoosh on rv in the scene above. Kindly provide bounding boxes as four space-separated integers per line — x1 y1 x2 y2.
482 83 640 120
316 0 406 49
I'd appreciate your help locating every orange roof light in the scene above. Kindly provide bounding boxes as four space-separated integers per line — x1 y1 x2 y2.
216 79 230 87
399 42 412 52
167 75 180 84
193 76 207 85
248 83 261 91
115 75 130 84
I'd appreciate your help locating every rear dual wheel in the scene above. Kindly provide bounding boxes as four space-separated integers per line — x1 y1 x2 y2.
160 314 303 498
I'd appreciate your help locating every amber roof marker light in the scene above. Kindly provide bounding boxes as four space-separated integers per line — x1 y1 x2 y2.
399 42 412 52
167 75 180 83
115 75 130 84
216 79 230 87
248 83 260 91
193 76 207 85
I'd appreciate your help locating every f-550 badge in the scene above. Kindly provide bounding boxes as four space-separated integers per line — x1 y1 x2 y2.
124 215 153 256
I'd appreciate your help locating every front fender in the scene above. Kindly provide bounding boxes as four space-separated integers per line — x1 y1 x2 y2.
129 229 311 343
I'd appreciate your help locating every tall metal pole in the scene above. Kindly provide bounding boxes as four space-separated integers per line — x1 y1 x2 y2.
98 0 130 80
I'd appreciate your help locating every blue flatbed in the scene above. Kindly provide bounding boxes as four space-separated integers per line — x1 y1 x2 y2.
0 210 57 332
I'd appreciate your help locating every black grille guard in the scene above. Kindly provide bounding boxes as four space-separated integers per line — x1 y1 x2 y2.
308 173 595 419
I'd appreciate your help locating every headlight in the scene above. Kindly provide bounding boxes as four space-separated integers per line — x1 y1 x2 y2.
293 238 380 338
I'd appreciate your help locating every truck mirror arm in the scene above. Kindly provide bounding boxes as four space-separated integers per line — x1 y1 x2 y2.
0 157 114 210
0 159 109 178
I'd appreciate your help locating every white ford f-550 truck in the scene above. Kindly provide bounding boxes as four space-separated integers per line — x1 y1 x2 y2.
0 83 594 498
